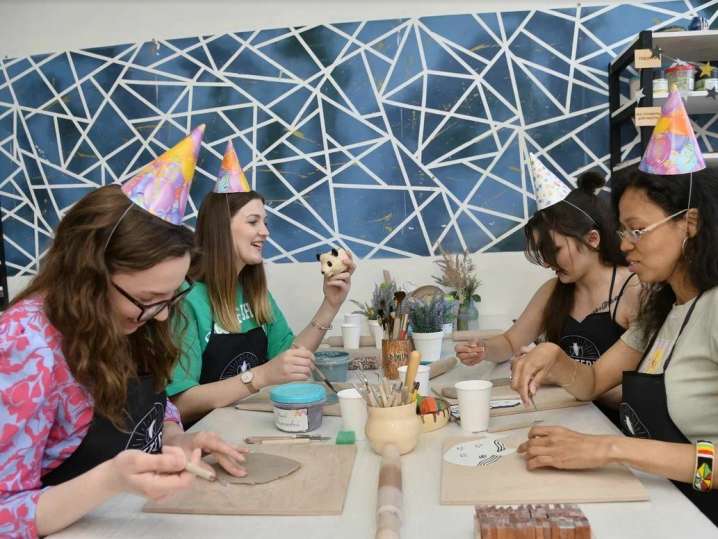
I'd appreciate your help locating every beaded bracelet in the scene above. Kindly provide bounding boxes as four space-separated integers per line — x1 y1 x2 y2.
693 440 715 493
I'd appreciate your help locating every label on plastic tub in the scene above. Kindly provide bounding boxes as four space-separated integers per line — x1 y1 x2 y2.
274 406 309 432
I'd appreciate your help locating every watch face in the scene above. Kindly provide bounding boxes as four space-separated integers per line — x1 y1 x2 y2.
241 370 254 384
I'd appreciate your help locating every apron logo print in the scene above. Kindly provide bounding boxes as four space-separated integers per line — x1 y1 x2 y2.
125 402 165 453
220 352 258 380
619 402 652 439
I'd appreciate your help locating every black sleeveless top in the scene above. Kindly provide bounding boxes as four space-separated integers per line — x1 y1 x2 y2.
559 267 636 364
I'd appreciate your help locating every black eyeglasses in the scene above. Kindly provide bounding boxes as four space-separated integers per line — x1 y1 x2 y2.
112 278 193 322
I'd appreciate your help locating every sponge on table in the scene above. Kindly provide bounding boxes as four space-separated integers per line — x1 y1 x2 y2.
336 430 356 445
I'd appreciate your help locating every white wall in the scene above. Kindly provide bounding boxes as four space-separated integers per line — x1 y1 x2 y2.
8 252 552 333
266 251 552 334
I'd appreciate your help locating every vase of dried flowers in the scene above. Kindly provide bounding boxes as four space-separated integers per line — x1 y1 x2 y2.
351 281 399 349
456 298 479 331
433 251 481 332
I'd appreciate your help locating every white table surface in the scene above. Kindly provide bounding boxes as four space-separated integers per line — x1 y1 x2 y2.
51 352 716 539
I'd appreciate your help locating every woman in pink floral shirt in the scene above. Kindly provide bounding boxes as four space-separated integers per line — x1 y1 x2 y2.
0 184 247 538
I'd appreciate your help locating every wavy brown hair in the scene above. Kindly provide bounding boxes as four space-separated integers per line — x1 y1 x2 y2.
524 171 627 343
192 191 272 332
12 185 194 428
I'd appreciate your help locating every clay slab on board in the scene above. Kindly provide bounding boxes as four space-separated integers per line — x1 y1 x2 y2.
212 452 301 485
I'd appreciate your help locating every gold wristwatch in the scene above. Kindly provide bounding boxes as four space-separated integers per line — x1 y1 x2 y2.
240 369 259 394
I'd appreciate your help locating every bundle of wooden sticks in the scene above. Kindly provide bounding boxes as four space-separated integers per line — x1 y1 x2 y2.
352 370 418 408
354 351 422 408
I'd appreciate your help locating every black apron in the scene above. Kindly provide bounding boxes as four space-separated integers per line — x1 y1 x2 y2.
42 375 166 486
198 319 268 385
560 267 634 365
620 293 718 526
560 268 635 426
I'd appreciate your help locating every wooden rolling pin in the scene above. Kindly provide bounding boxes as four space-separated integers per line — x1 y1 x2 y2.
376 444 402 539
428 356 457 379
404 351 421 400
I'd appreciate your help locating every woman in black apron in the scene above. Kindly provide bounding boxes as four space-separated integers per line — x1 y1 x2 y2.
511 168 718 526
457 170 640 423
168 144 356 426
1 132 246 537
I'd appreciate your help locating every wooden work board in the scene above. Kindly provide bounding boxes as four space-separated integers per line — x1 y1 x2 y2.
433 383 590 417
441 433 648 506
144 444 357 515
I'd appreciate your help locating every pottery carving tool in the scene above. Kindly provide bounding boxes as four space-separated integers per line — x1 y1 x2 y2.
245 435 331 445
403 350 421 400
185 461 228 487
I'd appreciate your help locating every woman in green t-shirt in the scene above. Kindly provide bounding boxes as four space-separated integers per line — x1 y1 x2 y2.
168 145 355 425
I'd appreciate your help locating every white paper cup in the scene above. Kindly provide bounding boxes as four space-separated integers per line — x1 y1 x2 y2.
368 319 383 349
341 323 361 349
397 364 431 396
337 388 368 440
343 313 363 326
454 380 493 433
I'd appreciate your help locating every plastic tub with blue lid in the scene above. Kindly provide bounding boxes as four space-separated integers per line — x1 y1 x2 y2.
269 383 327 432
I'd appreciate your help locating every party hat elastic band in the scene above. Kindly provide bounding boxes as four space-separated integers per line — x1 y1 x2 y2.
104 125 205 253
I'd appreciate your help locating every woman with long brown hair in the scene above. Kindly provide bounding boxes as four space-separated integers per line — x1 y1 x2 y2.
455 156 641 419
168 144 355 425
0 127 246 537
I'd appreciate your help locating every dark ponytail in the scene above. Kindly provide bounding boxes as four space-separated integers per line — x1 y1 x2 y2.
524 171 626 343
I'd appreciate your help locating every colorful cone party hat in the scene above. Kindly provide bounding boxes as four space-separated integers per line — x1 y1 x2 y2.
213 142 251 193
529 152 571 211
121 124 205 225
639 88 706 175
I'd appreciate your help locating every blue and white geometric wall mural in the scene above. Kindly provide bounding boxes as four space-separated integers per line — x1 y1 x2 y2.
1 1 717 274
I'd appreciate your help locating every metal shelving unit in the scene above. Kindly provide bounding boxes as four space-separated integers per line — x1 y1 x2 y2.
608 29 718 173
0 204 8 310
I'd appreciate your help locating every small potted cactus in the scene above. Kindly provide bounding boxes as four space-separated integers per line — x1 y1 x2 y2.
408 294 454 362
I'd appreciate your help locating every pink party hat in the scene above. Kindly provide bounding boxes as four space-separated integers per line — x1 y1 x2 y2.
639 88 706 175
121 124 205 225
213 142 251 193
529 153 571 211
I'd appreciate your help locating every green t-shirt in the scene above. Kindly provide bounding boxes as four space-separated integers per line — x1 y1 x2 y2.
168 281 294 396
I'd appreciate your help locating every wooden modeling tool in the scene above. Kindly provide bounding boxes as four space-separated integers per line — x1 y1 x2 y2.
245 435 331 445
487 419 544 433
185 461 228 487
297 344 338 395
312 362 339 395
404 351 421 400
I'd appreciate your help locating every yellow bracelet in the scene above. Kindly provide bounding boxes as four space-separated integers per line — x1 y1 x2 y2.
693 440 715 493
